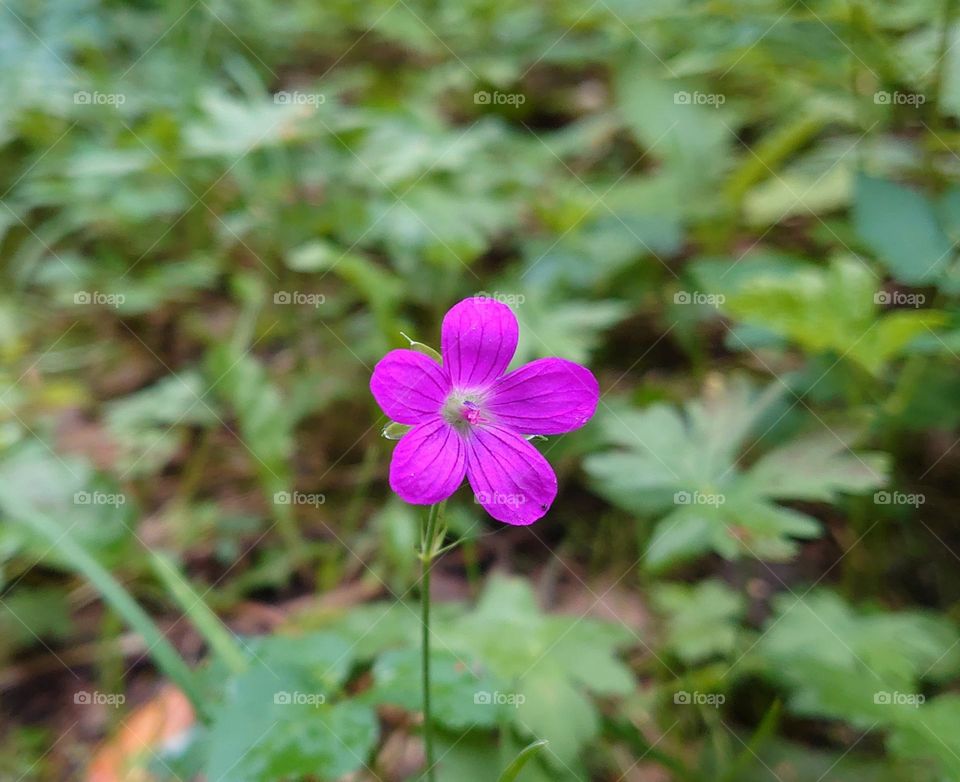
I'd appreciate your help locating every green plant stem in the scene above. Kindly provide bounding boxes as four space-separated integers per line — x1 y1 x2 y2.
718 700 781 782
497 739 549 782
463 538 481 598
603 716 696 782
149 550 249 676
343 441 381 536
419 500 446 782
420 549 434 782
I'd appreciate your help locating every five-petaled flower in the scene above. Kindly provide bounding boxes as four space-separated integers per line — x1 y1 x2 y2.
370 297 599 525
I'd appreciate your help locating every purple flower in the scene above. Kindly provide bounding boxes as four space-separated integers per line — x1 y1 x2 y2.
370 297 599 525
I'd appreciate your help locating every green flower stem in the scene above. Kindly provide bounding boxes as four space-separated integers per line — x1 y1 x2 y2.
419 499 446 782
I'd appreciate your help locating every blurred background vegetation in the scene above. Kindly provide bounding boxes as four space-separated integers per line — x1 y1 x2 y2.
3 0 960 779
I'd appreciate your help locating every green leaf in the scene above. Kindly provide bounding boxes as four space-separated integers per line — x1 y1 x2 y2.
741 429 889 502
105 371 216 477
433 732 503 782
371 498 419 590
285 242 404 340
185 89 320 157
205 344 304 553
258 701 377 780
614 59 732 206
745 592 960 782
365 648 502 730
514 297 628 365
888 695 960 778
543 617 636 697
207 345 295 471
754 590 960 727
285 239 341 272
523 174 684 290
514 672 596 771
586 376 887 568
853 174 954 285
719 256 947 374
205 634 375 782
644 512 716 570
0 442 134 566
314 601 422 660
247 632 359 693
434 731 564 782
742 137 856 225
652 580 745 665
437 576 632 765
0 462 206 718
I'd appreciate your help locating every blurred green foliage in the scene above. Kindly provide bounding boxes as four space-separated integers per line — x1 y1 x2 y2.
2 0 960 779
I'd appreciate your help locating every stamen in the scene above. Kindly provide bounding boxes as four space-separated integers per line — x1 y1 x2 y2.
441 392 486 429
462 400 482 425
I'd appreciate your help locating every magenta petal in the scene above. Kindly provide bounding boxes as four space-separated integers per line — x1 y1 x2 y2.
389 418 466 504
370 349 450 424
441 297 519 390
487 358 599 435
466 425 558 525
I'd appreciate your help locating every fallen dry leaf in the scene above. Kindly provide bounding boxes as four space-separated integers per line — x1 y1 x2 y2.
87 685 195 782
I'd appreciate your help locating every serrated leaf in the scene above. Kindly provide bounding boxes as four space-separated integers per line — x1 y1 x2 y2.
756 590 960 709
261 701 377 780
312 601 422 660
719 256 947 374
437 576 632 763
747 590 960 781
742 430 889 502
652 580 745 665
205 634 375 782
365 649 503 730
645 512 716 570
543 617 635 697
586 376 886 568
